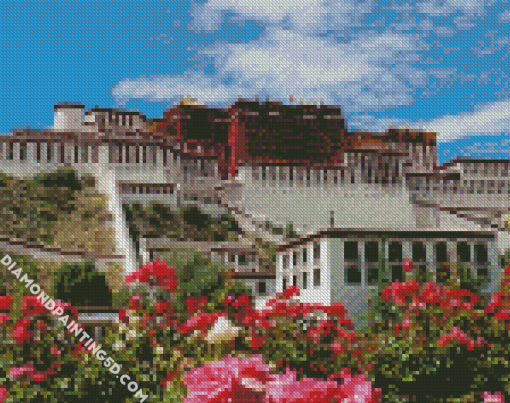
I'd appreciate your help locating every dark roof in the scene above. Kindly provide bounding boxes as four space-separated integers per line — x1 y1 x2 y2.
277 228 496 251
54 103 85 109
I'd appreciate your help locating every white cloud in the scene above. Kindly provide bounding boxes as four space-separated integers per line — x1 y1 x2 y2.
420 100 510 142
113 0 507 139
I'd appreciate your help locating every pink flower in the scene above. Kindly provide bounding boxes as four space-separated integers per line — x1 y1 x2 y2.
483 391 505 403
183 355 271 403
183 355 380 403
265 370 345 403
336 372 382 403
9 364 34 379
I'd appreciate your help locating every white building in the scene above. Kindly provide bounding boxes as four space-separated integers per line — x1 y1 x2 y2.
0 101 509 322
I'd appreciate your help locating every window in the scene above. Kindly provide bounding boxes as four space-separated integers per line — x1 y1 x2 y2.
118 145 123 163
313 243 320 261
435 242 447 263
313 269 321 287
389 242 402 262
282 255 288 269
258 282 266 295
367 265 378 286
36 143 41 162
365 241 378 263
238 254 247 265
475 243 488 278
345 264 361 285
344 241 358 262
7 143 13 160
302 249 307 264
392 265 404 282
457 242 471 263
474 244 488 264
283 277 287 290
47 143 52 162
19 142 27 161
74 145 79 163
293 252 297 266
412 242 426 262
82 146 89 163
302 272 308 289
293 275 297 287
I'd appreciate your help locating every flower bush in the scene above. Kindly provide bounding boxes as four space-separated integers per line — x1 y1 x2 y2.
182 354 381 403
3 256 508 403
1 295 87 402
223 286 370 380
367 264 510 403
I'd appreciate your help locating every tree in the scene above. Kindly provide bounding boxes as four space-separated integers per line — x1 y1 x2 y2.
54 262 113 307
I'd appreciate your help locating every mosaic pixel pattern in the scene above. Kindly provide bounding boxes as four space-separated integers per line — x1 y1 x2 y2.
1 1 510 402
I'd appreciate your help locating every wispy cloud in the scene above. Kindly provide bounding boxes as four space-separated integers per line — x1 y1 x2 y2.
420 100 510 142
111 0 509 139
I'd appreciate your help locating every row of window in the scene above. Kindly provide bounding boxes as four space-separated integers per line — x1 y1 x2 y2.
282 268 321 291
2 143 181 167
283 243 321 268
411 180 510 194
283 241 488 267
4 143 100 164
121 185 175 195
109 145 163 165
252 166 402 185
463 164 509 176
105 113 134 127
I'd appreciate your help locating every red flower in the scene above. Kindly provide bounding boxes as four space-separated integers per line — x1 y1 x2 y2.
129 296 141 310
118 309 128 324
0 313 10 326
161 370 179 388
187 297 209 314
0 296 12 311
0 387 6 402
22 296 46 315
126 261 177 291
403 258 413 273
438 326 484 351
12 317 32 344
177 312 227 335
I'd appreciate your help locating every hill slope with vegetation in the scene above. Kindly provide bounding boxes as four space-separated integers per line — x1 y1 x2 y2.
0 169 115 254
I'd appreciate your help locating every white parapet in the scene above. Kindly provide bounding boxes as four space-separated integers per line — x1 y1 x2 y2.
54 105 84 132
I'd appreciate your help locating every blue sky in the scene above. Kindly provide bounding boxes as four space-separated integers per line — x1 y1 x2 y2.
1 0 510 164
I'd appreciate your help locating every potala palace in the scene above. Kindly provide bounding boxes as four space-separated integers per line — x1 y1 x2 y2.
1 99 509 319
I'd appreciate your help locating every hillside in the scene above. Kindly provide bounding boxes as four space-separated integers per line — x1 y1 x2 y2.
0 169 116 254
